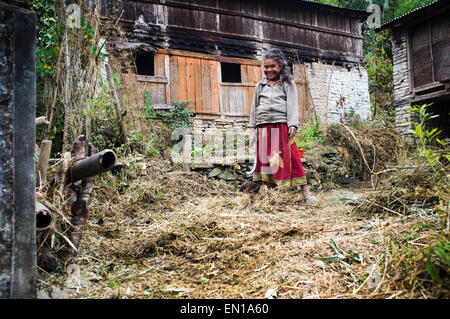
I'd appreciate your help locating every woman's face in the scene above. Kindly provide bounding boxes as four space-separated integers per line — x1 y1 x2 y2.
263 58 281 81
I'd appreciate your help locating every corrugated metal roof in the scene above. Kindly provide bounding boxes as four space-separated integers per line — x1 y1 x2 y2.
379 0 447 30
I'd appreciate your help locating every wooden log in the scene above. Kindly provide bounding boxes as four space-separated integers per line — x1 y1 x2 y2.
36 140 52 188
35 116 48 126
105 62 127 145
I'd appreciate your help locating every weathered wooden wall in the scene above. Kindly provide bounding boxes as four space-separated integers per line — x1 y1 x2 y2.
114 50 262 117
99 0 368 64
100 0 370 132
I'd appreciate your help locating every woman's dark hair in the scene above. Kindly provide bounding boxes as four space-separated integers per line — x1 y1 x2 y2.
263 48 293 83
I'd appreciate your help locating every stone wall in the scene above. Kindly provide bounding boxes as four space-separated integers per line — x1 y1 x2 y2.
191 116 253 166
392 31 416 145
306 62 371 126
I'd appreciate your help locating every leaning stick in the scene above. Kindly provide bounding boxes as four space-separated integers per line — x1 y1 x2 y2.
36 140 52 188
105 63 127 144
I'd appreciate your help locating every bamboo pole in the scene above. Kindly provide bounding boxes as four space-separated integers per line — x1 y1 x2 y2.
105 62 127 144
36 140 52 188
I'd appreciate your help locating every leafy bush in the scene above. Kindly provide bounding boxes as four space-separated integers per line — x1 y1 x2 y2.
294 120 324 150
157 101 195 130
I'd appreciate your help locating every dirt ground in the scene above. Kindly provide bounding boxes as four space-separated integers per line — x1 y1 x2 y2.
37 157 442 299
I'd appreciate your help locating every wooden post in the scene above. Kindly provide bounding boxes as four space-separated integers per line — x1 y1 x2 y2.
0 0 36 298
36 140 52 188
183 134 192 172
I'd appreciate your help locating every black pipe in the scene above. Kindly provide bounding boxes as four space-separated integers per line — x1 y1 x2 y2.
66 149 117 184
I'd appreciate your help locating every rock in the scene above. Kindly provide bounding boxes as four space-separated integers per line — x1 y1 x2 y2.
329 191 363 206
50 286 72 299
65 264 99 289
218 170 238 181
264 287 277 299
208 167 222 178
36 289 51 299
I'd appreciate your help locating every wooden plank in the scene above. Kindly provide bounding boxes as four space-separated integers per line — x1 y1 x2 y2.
158 48 262 65
194 58 203 111
201 59 212 112
210 60 220 113
235 87 243 114
169 55 179 103
229 87 237 114
221 86 229 113
152 83 167 105
241 64 248 83
137 75 168 83
186 57 196 106
248 86 255 107
247 65 260 83
177 56 188 102
165 55 171 104
242 86 250 115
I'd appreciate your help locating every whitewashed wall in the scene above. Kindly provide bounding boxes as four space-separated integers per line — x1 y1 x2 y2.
306 62 371 126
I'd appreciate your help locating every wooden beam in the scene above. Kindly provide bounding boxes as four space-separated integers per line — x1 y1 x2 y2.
428 20 435 83
410 89 450 104
414 82 445 94
406 30 415 95
158 48 261 65
137 75 168 83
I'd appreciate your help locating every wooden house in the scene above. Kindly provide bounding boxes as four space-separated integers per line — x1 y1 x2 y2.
94 0 371 136
379 0 450 144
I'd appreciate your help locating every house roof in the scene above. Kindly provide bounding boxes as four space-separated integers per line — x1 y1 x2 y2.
378 0 449 30
297 0 371 18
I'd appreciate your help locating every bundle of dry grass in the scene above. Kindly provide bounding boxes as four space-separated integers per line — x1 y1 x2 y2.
324 123 407 179
353 161 448 217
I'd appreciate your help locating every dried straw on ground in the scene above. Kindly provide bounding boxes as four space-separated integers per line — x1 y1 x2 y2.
36 155 448 299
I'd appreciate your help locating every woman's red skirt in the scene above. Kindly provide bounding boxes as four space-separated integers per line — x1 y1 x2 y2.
253 123 307 187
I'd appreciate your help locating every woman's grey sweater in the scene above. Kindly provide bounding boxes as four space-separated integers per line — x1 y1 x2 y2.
248 77 299 129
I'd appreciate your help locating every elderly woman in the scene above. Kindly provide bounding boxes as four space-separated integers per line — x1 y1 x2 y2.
246 48 317 203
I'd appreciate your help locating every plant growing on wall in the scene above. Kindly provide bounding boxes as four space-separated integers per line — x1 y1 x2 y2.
158 101 195 130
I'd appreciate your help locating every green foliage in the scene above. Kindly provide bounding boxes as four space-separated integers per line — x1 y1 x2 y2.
424 239 450 286
294 120 324 150
365 31 394 120
409 103 449 186
317 239 362 263
157 101 195 130
144 90 156 126
114 132 163 159
32 0 62 79
83 89 119 151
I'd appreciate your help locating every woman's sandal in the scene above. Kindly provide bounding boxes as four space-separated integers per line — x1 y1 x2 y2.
304 194 318 204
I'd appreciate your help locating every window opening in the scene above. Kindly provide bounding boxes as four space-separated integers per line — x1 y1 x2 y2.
221 62 241 83
135 52 155 76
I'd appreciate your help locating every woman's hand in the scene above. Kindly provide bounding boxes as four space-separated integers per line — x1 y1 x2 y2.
288 126 297 138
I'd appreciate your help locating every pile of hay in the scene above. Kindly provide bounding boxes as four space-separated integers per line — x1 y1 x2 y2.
352 157 449 218
324 123 407 180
